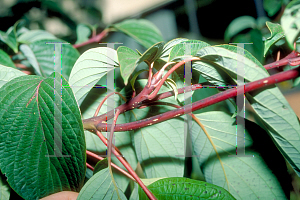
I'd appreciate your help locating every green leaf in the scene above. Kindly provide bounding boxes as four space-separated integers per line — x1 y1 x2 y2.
0 64 26 88
19 39 79 79
118 42 164 85
138 41 164 64
281 0 300 49
129 80 185 178
111 19 164 49
140 177 165 186
224 16 257 42
139 177 236 200
232 29 264 63
69 47 118 105
93 158 108 175
75 24 92 44
192 112 287 200
0 73 86 199
165 78 178 101
170 43 235 86
0 173 10 200
17 30 57 44
129 183 139 200
130 69 149 92
195 46 267 82
159 38 188 62
263 0 282 17
170 69 186 103
77 168 127 200
0 27 18 53
81 86 138 192
16 27 29 37
169 40 210 61
246 88 300 177
216 44 264 69
196 45 300 177
264 22 285 56
0 49 16 68
192 87 230 114
19 44 43 76
117 46 141 85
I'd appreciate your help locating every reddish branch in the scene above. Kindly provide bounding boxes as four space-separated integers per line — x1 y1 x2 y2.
90 129 156 198
264 51 300 70
92 66 299 132
147 57 200 100
83 51 300 131
73 29 110 49
86 150 135 182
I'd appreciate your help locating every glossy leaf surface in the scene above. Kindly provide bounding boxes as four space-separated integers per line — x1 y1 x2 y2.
0 73 86 199
111 19 163 49
77 168 127 200
139 177 236 200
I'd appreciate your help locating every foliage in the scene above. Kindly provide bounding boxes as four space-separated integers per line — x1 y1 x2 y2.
0 0 300 200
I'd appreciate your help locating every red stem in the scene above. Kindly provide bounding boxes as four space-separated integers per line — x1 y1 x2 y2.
112 143 157 200
92 127 156 198
83 53 300 131
73 29 110 49
264 51 299 70
86 150 136 182
86 162 94 171
95 66 300 132
94 92 126 117
148 57 200 99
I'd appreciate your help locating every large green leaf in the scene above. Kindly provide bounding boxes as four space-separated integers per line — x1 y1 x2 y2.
215 44 265 71
117 42 164 85
0 73 86 199
159 38 188 62
167 40 229 87
281 0 300 49
192 112 288 200
17 30 57 44
19 39 79 79
169 42 232 86
169 40 210 61
139 177 236 200
69 47 119 106
224 16 257 42
0 64 26 88
0 26 18 53
111 19 164 49
195 45 300 177
129 80 185 178
77 168 127 200
0 49 15 68
264 22 285 56
80 86 138 192
195 46 267 83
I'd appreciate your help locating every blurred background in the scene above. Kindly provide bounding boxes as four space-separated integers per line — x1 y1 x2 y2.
1 0 300 199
